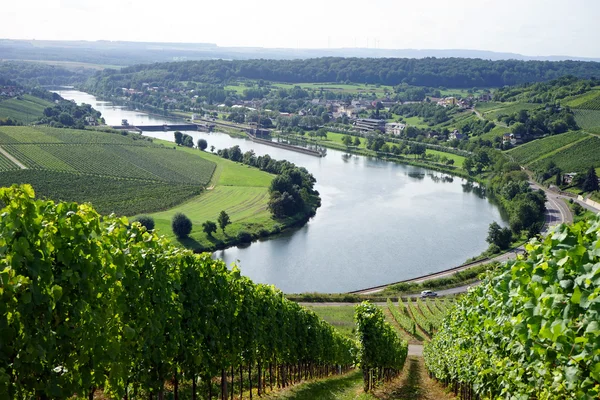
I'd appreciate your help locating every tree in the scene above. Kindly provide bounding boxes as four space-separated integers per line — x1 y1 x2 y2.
174 131 183 145
182 134 194 148
217 210 231 233
134 215 155 231
486 222 512 250
197 138 208 151
210 145 215 153
202 220 217 237
582 166 599 192
341 135 353 147
463 157 474 174
353 136 361 146
172 212 192 238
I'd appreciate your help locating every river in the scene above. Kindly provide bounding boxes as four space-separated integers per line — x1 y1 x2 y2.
56 89 507 293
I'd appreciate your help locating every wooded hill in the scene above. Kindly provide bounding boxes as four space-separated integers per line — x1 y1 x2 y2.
87 57 600 89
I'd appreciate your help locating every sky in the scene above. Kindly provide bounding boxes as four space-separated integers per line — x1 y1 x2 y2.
2 0 599 58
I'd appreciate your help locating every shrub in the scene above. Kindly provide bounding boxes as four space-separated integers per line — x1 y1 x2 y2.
237 231 253 243
134 215 155 231
172 212 192 238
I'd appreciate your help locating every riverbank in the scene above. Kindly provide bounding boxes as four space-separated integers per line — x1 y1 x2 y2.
145 140 320 253
274 132 473 179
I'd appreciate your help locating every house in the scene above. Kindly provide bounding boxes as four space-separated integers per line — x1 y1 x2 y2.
385 122 406 136
335 104 358 118
479 93 493 102
354 118 386 133
448 129 465 140
437 97 457 107
563 173 577 185
85 116 97 126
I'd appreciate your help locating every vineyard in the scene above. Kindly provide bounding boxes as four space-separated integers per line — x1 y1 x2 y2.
385 297 452 341
568 89 600 129
0 126 217 215
355 303 408 392
0 151 21 171
0 170 204 216
0 94 54 123
529 136 600 172
0 185 356 400
574 109 600 129
506 131 589 165
481 102 540 121
569 89 600 110
424 216 600 399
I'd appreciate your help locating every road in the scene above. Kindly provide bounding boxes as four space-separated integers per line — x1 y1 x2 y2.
0 145 27 169
352 179 578 296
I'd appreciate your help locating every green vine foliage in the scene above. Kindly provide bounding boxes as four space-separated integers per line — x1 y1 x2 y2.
355 302 407 391
0 185 356 399
424 215 600 399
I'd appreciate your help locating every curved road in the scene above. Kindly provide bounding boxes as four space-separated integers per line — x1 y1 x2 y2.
352 179 591 296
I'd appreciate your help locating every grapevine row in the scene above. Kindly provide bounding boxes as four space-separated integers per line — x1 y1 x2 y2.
386 298 416 336
407 298 435 336
355 302 408 392
0 185 356 400
424 216 600 399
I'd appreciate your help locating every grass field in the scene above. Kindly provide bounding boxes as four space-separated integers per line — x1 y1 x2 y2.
0 94 54 123
529 136 600 172
474 101 505 113
271 82 393 97
0 126 217 215
144 140 277 249
480 125 511 141
426 149 464 167
401 116 430 128
506 131 589 165
306 305 357 339
322 132 465 167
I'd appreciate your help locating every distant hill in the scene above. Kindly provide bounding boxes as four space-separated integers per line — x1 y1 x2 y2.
1 39 599 66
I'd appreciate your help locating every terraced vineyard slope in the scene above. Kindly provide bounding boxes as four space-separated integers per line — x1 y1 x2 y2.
0 126 216 215
569 88 600 129
0 94 54 123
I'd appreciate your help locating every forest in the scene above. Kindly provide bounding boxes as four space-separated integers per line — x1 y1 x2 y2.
87 57 600 89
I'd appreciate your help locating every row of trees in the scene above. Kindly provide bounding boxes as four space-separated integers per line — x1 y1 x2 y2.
503 106 579 138
0 185 356 399
216 146 320 219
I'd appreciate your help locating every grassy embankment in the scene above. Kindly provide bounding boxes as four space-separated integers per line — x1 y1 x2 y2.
0 94 54 123
146 141 277 250
146 140 316 252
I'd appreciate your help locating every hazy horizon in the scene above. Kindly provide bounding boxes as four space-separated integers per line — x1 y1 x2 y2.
2 0 599 59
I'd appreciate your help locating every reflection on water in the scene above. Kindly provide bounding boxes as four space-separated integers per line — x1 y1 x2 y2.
58 89 509 293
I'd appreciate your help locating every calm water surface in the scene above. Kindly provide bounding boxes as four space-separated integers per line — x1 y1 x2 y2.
57 89 507 293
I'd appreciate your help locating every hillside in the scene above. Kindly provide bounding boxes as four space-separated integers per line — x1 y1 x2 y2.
0 126 216 215
0 94 54 123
